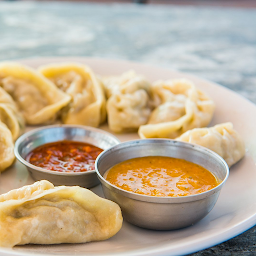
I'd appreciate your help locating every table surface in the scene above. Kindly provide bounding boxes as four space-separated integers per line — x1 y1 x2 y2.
0 2 255 255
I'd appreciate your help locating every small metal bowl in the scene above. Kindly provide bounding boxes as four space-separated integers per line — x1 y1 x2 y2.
14 125 120 188
95 139 229 230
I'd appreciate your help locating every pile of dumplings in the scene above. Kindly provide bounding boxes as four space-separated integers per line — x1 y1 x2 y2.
0 62 245 172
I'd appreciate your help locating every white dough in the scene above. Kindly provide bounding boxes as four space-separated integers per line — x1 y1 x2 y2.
103 70 153 132
139 79 215 139
0 62 71 125
39 63 106 127
0 180 123 247
176 122 245 167
0 121 15 172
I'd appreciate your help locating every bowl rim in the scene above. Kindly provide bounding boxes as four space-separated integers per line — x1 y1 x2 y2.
14 124 120 177
95 139 230 203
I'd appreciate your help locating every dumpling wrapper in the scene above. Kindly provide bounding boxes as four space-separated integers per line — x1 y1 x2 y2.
102 70 152 99
0 180 123 247
0 103 25 140
104 71 153 132
0 87 25 140
38 63 106 127
0 62 71 125
176 122 245 167
107 90 152 132
0 121 15 172
138 79 215 139
0 86 16 106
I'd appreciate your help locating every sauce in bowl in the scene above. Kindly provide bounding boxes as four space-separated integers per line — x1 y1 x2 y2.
26 141 103 173
104 156 220 197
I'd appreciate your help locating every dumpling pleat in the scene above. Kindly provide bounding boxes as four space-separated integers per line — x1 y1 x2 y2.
0 62 71 125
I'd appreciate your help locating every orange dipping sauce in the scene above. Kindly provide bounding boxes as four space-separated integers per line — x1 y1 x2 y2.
26 141 103 173
104 156 220 197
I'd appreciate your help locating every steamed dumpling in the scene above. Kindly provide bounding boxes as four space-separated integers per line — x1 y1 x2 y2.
103 70 152 99
0 121 15 172
107 90 152 133
0 87 25 140
38 63 106 127
0 180 123 247
0 62 71 125
0 103 24 140
176 123 245 167
0 86 16 106
104 71 153 132
138 79 215 139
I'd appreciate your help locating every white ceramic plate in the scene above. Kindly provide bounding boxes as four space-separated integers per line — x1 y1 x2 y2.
0 57 255 256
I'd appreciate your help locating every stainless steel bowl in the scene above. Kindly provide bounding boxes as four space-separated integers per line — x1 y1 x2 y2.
95 139 229 230
14 125 120 188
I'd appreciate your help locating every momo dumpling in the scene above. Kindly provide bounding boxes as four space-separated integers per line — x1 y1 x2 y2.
39 63 106 127
104 71 153 132
0 103 24 140
176 123 245 167
0 86 16 106
0 121 15 172
138 79 215 139
107 90 152 133
0 180 123 247
0 62 71 125
102 70 152 98
0 87 25 140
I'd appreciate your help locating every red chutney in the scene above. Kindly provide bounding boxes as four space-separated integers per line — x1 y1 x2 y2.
26 141 103 173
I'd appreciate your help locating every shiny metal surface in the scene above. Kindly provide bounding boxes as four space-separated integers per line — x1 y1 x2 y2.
95 139 229 230
14 125 120 188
